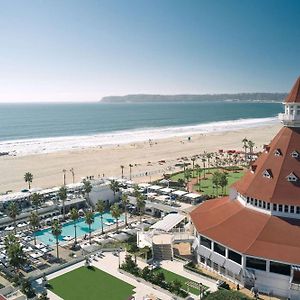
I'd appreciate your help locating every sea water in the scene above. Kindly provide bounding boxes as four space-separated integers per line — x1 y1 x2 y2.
0 101 282 156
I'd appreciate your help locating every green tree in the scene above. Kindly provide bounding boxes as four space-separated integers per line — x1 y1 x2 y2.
212 171 222 196
70 208 79 245
110 203 121 232
29 212 40 245
110 180 120 201
51 220 62 259
219 173 229 195
202 157 207 179
121 194 129 226
129 163 133 180
171 279 182 294
5 234 26 273
24 172 33 189
58 186 67 220
38 291 49 300
84 210 94 244
83 179 92 206
248 140 255 162
184 168 192 191
31 192 42 214
7 202 20 234
96 200 105 234
191 157 196 177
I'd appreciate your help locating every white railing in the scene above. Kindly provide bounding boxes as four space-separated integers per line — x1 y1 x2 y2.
279 113 300 122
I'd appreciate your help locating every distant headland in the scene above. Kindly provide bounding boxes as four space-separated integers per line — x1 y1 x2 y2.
100 93 287 103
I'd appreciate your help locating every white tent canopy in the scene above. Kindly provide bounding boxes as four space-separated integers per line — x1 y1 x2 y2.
172 190 188 197
159 187 175 194
184 193 202 199
150 213 186 232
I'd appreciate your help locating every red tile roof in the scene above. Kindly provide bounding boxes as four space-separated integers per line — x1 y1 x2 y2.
285 76 300 103
233 126 300 205
190 197 300 265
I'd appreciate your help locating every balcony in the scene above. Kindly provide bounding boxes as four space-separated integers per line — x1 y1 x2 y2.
278 113 300 127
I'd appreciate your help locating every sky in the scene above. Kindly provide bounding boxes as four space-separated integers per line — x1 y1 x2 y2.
0 0 299 102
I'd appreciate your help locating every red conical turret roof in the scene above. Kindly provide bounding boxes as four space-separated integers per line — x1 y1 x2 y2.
285 76 300 103
234 126 300 205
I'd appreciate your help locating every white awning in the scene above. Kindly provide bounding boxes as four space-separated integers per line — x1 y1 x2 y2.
224 259 242 275
149 185 163 191
211 252 226 266
150 213 186 232
172 190 188 197
184 193 202 199
199 245 212 259
159 187 175 194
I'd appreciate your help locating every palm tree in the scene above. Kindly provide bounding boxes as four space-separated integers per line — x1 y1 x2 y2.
248 140 255 162
83 179 92 206
201 157 206 179
58 186 67 220
7 202 20 234
51 220 62 259
206 153 213 168
121 194 129 227
24 172 33 189
5 234 26 274
29 212 40 245
110 180 120 201
184 168 192 191
191 157 196 177
84 210 94 244
242 137 248 163
120 165 124 179
70 168 75 183
62 169 67 186
136 193 145 223
110 203 121 233
129 164 133 180
70 208 79 245
96 200 105 234
31 192 41 214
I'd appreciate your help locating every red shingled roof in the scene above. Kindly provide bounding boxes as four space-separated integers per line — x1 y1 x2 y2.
190 197 300 265
285 76 300 103
233 126 300 205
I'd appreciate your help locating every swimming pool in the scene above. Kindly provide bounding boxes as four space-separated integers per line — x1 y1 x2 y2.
35 212 124 246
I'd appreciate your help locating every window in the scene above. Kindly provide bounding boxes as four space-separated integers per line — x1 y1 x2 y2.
291 206 295 213
200 255 205 264
258 200 262 208
228 250 242 264
246 257 266 271
270 261 291 276
200 236 212 249
250 198 254 205
263 169 272 179
278 204 283 212
267 203 270 210
297 206 300 214
284 205 289 213
273 204 277 211
214 242 226 256
291 151 299 158
254 199 258 206
274 149 282 156
287 172 298 182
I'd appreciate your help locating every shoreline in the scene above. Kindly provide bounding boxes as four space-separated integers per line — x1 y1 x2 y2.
0 116 278 157
0 122 282 193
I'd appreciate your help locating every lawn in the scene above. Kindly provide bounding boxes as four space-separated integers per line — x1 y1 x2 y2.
196 169 244 196
154 267 208 295
170 168 245 196
48 266 135 300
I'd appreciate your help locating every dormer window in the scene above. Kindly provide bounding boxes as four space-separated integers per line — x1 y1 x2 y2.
291 150 299 158
263 145 270 153
251 165 257 173
263 169 272 179
287 172 298 182
274 149 282 156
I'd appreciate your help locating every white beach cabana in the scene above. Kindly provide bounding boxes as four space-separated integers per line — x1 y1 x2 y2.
159 187 175 194
148 185 163 192
171 190 188 197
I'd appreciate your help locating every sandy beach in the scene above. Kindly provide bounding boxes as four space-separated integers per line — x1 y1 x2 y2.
0 123 281 194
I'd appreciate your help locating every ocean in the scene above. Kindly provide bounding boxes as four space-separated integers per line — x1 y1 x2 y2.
0 101 282 156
